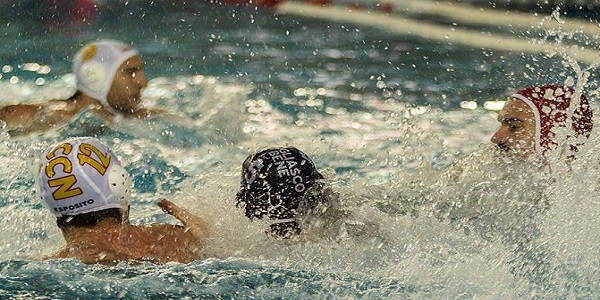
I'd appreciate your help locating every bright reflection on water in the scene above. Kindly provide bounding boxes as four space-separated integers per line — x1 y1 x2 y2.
1 0 600 298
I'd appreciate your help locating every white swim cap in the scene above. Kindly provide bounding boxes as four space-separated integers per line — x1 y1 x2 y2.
38 137 132 217
72 39 139 114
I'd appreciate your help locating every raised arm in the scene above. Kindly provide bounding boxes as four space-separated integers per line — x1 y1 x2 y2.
157 199 210 241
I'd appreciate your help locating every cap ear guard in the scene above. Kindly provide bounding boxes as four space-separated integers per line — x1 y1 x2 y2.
108 163 132 209
79 61 108 94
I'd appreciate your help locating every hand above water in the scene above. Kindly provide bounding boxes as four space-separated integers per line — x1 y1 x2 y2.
158 199 210 241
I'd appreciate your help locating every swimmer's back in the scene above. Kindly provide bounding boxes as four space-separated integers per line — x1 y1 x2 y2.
51 223 203 264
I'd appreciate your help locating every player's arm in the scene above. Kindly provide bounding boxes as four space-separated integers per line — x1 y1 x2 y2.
157 199 210 241
0 104 42 131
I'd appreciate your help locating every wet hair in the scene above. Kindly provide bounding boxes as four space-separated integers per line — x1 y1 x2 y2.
235 146 327 237
56 208 123 229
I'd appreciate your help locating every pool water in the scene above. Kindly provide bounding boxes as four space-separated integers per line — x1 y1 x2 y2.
1 1 600 298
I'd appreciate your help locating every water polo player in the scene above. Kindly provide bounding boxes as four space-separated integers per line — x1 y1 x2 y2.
38 137 209 264
491 84 593 159
0 39 161 135
235 146 331 238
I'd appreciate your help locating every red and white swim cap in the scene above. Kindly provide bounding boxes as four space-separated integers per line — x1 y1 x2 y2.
72 39 139 114
511 84 593 154
38 137 132 217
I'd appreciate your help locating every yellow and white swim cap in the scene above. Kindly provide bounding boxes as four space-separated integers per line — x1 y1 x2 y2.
72 39 139 114
38 137 132 217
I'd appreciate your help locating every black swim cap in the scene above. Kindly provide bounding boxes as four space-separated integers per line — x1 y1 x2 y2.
235 146 325 235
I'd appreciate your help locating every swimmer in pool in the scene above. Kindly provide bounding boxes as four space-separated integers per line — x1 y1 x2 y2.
0 39 162 136
235 146 379 240
38 137 209 265
490 84 593 159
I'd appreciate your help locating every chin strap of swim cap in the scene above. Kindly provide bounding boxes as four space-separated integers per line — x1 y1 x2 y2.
73 39 138 116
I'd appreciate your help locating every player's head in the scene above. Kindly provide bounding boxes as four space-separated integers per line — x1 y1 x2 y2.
491 84 593 158
73 39 147 115
235 146 326 237
38 137 132 227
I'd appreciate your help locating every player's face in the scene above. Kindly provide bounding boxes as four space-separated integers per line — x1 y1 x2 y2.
490 98 536 158
106 55 148 114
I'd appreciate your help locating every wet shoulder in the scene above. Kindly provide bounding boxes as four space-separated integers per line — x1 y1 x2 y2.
118 224 202 263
